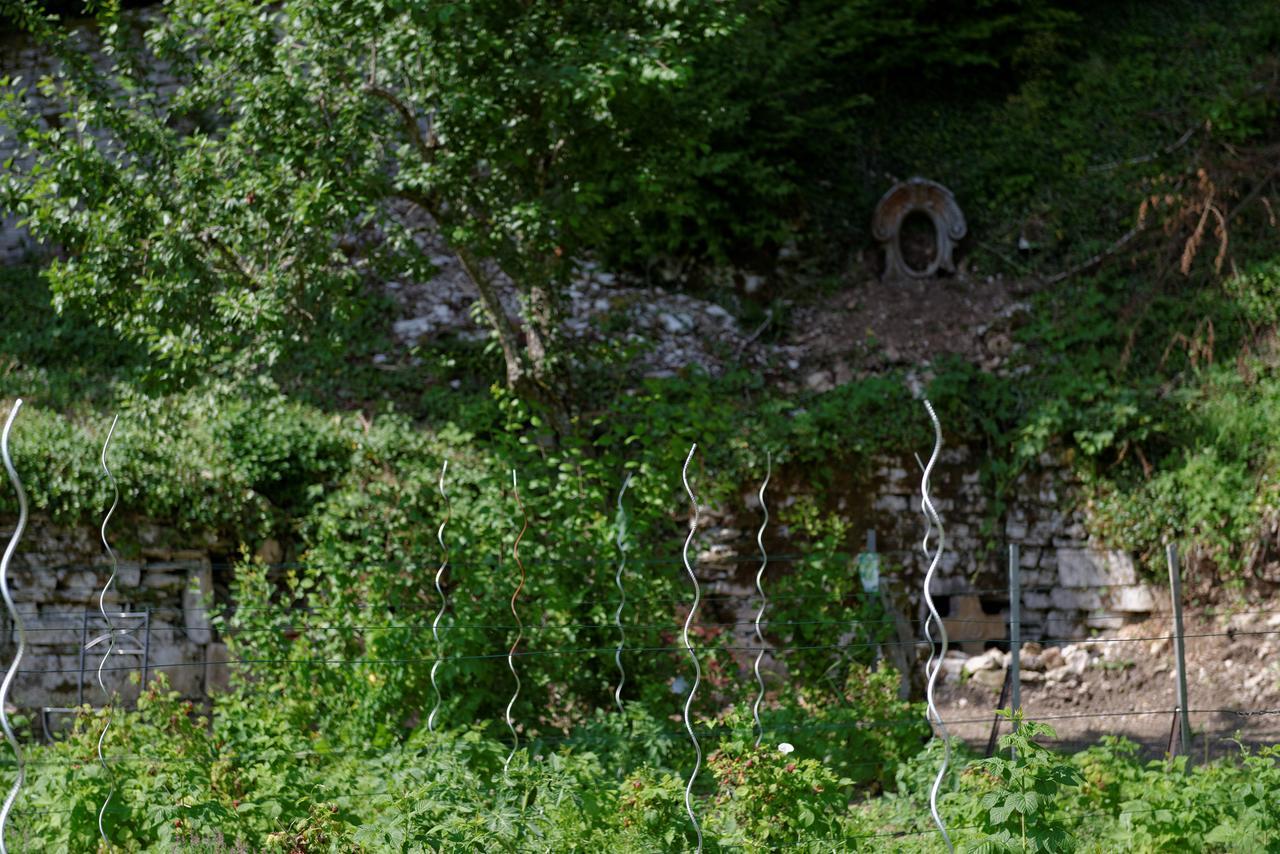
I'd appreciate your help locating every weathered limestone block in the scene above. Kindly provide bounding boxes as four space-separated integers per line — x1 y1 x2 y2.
146 638 206 697
1108 585 1157 613
204 642 230 694
1045 610 1087 640
1027 517 1062 546
1024 591 1052 610
1057 548 1137 588
142 572 183 590
184 563 215 645
1050 587 1102 612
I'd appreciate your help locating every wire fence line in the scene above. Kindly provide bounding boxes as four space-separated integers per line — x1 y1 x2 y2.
13 627 1280 677
10 705 1280 765
3 401 1279 850
10 607 1280 637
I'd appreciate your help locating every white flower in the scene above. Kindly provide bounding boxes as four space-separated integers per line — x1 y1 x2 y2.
778 742 794 755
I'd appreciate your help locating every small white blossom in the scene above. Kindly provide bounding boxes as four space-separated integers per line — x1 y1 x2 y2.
778 742 794 755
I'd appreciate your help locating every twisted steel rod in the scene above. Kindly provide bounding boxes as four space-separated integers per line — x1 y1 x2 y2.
503 469 528 781
752 450 771 749
920 399 954 853
0 400 28 854
915 449 943 717
428 460 450 733
680 444 704 853
613 473 632 713
95 415 120 849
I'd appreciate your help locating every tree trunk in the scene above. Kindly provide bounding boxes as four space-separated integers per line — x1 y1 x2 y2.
452 247 573 437
395 189 574 437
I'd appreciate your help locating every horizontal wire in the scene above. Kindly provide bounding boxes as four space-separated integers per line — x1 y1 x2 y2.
3 616 910 635
13 627 1280 677
13 707 1280 770
22 583 1265 619
13 605 1278 635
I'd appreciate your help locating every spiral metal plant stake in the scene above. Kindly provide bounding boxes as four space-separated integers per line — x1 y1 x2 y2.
503 469 528 781
920 399 954 853
751 450 771 749
95 415 121 848
0 400 28 854
680 444 704 853
428 460 451 733
915 451 943 699
613 473 632 714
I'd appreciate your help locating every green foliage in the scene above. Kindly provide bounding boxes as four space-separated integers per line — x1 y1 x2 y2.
704 736 857 851
0 0 740 410
0 386 348 533
617 0 1082 264
0 264 145 407
957 714 1083 853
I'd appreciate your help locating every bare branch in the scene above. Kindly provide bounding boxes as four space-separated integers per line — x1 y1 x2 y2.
365 84 435 162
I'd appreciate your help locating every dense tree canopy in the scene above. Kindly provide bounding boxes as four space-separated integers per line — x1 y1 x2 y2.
0 0 1082 431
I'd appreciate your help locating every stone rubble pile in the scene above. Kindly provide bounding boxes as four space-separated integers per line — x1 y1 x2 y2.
939 640 1107 691
385 229 792 380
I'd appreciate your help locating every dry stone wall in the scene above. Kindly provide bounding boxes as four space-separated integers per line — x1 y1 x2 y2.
698 445 1156 666
865 446 1158 641
0 444 1150 712
0 515 229 714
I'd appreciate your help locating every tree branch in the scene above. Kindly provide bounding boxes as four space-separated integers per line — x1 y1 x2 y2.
200 232 262 292
365 84 435 162
394 189 527 388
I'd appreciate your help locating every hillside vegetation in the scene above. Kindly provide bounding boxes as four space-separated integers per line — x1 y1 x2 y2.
0 0 1279 849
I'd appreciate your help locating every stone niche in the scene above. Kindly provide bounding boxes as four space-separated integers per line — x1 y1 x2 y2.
872 177 967 280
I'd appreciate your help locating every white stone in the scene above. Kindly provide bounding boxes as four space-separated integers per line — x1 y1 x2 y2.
392 317 431 340
1057 548 1137 588
941 651 968 683
658 312 694 334
804 370 834 392
1044 664 1075 685
1109 586 1156 613
1061 645 1090 676
972 667 1007 690
963 648 1006 674
1039 647 1064 670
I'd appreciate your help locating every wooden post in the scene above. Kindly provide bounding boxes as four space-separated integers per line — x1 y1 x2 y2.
1167 543 1191 759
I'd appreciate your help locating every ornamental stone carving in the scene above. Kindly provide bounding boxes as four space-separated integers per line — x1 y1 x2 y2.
872 177 967 280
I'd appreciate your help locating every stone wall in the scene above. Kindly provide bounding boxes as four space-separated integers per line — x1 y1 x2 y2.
0 515 229 718
0 441 1155 713
865 446 1158 644
699 444 1158 670
1 9 173 266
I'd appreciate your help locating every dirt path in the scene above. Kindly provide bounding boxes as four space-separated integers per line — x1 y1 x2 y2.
934 606 1280 761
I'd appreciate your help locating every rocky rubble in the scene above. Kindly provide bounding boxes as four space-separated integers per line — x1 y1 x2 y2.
940 640 1113 691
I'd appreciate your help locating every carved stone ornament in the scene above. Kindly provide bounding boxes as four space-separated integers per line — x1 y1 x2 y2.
872 177 967 280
